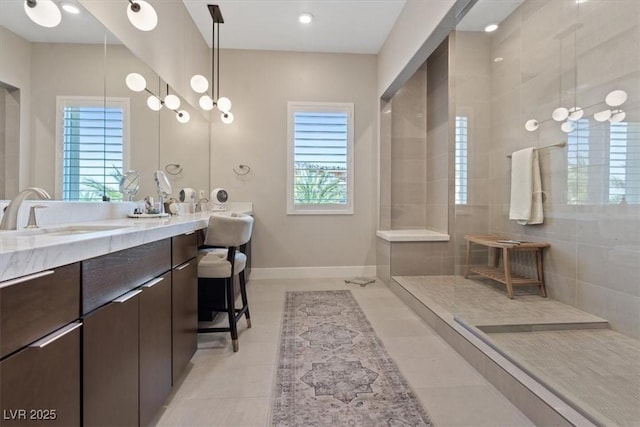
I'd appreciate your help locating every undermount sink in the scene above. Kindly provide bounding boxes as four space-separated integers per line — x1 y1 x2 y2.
3 224 130 237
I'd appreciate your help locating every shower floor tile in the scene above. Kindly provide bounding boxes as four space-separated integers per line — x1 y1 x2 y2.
394 275 640 427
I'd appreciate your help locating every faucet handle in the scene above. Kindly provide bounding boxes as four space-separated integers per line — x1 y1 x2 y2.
26 205 48 229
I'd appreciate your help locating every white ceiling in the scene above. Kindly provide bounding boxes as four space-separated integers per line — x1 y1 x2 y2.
182 0 406 54
456 0 525 31
0 0 525 52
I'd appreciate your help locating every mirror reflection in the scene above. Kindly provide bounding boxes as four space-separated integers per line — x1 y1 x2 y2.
0 1 209 202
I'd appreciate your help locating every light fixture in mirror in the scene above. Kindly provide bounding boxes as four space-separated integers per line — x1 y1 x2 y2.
147 95 163 111
605 89 627 107
525 89 629 131
24 0 62 28
190 74 209 93
164 93 180 110
221 112 234 124
176 110 190 124
126 0 157 32
126 72 147 92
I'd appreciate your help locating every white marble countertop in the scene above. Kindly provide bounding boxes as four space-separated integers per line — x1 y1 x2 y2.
0 203 252 282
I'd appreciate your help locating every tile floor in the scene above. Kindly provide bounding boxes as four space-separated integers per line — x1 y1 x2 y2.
395 275 640 427
152 278 533 426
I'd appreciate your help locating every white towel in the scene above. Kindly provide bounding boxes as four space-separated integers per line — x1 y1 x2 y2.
509 147 544 225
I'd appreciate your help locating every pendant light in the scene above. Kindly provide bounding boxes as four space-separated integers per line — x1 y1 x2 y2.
126 0 158 32
125 73 189 123
24 0 62 28
190 4 234 124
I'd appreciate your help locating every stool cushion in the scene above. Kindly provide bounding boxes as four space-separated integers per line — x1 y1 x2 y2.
198 251 247 278
199 247 228 258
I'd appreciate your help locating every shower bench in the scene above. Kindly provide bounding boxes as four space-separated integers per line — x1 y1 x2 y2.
464 234 549 299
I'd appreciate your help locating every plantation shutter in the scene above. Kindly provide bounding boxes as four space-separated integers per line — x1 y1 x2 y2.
293 111 349 205
62 106 124 201
287 102 354 215
609 122 640 204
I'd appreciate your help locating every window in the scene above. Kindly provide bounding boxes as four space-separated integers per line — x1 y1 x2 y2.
287 102 354 214
609 122 640 204
455 116 468 205
567 118 640 205
55 97 129 201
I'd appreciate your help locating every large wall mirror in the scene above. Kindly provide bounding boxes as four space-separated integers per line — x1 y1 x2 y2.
0 1 209 202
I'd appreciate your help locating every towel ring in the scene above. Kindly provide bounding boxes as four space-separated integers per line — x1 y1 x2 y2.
233 164 251 176
165 163 183 175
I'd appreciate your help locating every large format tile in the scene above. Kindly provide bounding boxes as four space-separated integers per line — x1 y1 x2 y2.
154 278 532 426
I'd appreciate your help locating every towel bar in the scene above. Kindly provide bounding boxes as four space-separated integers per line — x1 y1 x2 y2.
506 142 566 158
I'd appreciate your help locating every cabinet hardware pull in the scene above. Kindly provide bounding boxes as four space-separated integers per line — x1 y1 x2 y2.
113 289 142 303
0 270 55 289
176 262 191 271
142 277 164 288
30 322 81 348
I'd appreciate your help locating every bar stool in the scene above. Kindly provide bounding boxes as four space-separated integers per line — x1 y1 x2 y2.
197 212 253 352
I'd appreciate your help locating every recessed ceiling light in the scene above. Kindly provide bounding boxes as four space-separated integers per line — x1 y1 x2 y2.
299 13 313 24
484 24 498 32
576 0 588 3
494 57 504 62
61 3 80 14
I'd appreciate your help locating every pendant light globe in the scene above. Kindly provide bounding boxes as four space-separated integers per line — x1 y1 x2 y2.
199 95 215 111
221 112 234 125
190 75 209 94
164 94 180 110
24 0 62 28
216 97 232 113
127 0 158 31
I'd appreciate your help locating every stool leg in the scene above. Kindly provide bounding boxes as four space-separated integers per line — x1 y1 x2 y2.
503 247 514 299
239 270 251 328
536 249 547 297
226 277 239 352
464 240 471 278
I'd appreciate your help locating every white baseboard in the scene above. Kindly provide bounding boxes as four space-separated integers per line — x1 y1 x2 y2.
249 265 377 280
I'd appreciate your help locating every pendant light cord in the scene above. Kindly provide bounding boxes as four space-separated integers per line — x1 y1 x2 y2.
216 19 220 102
102 33 109 201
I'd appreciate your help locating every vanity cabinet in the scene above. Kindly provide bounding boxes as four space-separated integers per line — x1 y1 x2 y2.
0 264 81 426
1 228 202 426
171 232 198 383
139 271 172 427
83 290 140 427
82 240 172 427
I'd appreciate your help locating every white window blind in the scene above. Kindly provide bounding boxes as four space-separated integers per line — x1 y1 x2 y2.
287 102 354 215
455 116 468 205
609 122 640 204
56 97 129 201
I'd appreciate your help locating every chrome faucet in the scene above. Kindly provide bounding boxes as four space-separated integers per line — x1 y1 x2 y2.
0 188 52 230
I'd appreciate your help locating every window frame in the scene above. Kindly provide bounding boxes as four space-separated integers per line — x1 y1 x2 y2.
286 101 354 215
55 96 130 201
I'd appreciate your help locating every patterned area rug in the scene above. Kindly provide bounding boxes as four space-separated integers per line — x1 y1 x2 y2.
271 290 434 426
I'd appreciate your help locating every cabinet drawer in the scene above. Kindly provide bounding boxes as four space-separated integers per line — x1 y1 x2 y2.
0 323 81 426
1 263 80 359
172 231 198 268
82 239 171 314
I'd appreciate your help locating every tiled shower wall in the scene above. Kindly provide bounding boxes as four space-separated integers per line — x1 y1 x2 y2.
454 0 640 339
377 38 454 277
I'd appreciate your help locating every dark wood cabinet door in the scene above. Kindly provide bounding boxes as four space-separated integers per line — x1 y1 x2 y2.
0 324 80 427
139 272 172 427
83 292 140 427
171 260 198 383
